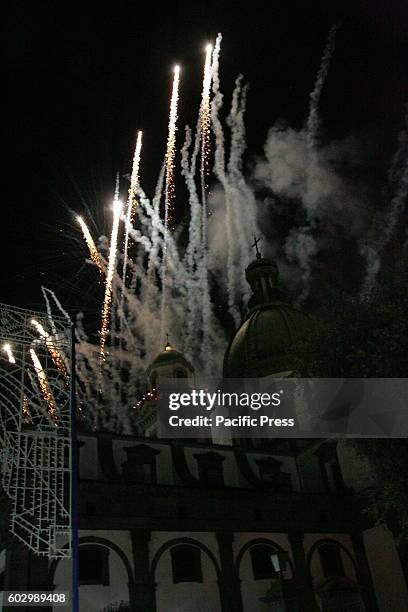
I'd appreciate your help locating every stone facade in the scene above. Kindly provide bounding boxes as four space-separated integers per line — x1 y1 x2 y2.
3 433 408 611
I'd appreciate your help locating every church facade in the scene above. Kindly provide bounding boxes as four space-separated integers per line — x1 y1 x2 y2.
2 253 408 612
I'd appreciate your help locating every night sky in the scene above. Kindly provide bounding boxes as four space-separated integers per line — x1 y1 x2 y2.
4 0 408 316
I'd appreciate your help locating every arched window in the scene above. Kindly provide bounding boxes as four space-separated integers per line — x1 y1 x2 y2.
250 544 277 580
318 543 345 577
79 545 110 585
171 545 202 583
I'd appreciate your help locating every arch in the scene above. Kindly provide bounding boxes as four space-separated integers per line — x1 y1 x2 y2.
235 537 295 577
306 537 358 574
150 537 221 581
49 536 134 594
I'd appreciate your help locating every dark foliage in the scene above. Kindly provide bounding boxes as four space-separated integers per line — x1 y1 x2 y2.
296 253 408 538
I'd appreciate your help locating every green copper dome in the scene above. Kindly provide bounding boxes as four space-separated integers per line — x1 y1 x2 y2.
147 340 194 375
223 252 315 378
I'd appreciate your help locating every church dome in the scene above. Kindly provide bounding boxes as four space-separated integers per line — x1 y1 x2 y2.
149 346 192 370
223 248 315 378
146 339 195 389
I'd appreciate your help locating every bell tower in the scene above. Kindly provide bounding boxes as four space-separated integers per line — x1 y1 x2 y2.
146 337 195 392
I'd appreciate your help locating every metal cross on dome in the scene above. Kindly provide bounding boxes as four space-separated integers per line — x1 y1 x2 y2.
252 235 262 259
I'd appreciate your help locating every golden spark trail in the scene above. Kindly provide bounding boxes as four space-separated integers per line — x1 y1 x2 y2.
164 65 180 228
200 44 213 202
22 395 32 423
77 216 104 273
3 343 16 364
30 348 57 419
122 130 143 283
31 319 69 382
100 197 122 357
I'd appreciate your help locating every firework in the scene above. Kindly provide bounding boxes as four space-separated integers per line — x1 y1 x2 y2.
3 343 16 364
29 348 57 418
31 319 69 381
76 215 104 273
22 395 33 423
122 130 143 284
100 197 123 357
306 23 339 150
164 65 181 228
200 44 213 203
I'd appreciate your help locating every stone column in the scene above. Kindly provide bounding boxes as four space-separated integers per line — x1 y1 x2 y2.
288 531 319 611
351 530 380 612
130 529 156 612
216 531 243 612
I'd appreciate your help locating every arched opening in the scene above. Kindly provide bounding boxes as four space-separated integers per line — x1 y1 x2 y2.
236 539 295 612
318 543 345 577
79 545 110 586
308 539 365 612
171 545 203 583
50 537 133 612
151 538 222 612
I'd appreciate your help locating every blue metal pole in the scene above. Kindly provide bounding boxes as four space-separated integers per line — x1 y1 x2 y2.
70 322 79 612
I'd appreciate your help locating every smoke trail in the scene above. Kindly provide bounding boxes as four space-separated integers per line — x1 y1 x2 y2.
360 119 408 297
41 286 71 335
306 23 339 150
182 126 201 271
210 35 241 326
116 131 143 388
146 165 166 282
377 128 408 241
284 227 319 304
122 130 143 286
164 66 181 229
211 38 258 323
198 45 214 368
180 45 215 367
114 171 120 201
226 75 254 306
180 126 202 358
279 24 339 304
100 196 122 357
161 66 181 339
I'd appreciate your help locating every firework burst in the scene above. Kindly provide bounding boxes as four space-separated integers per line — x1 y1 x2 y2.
200 44 213 203
164 65 181 228
122 130 143 283
76 215 104 273
3 343 16 364
100 197 123 357
31 319 69 382
29 348 57 419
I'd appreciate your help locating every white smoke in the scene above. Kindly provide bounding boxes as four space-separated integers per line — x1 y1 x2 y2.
44 27 407 434
360 115 408 297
